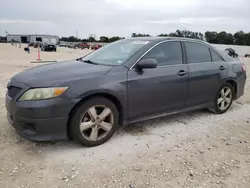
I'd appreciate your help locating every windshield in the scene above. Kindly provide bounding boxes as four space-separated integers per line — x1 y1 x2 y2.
82 39 150 65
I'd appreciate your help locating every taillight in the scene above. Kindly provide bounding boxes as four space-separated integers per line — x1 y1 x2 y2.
242 64 246 72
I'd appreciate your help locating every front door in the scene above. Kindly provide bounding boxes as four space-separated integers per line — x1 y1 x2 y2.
184 41 228 106
127 41 188 119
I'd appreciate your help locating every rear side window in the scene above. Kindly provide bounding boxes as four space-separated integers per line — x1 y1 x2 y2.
142 41 183 66
210 50 224 62
185 42 211 63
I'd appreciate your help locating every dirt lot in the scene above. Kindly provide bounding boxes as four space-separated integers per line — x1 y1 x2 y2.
0 43 250 188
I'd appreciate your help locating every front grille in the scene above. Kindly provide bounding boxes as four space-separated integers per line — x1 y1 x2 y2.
8 86 22 99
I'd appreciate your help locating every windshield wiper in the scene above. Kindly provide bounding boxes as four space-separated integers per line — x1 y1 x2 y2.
76 57 83 61
81 59 99 65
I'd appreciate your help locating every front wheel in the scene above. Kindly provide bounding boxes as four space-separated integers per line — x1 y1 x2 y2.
69 97 119 147
210 83 234 114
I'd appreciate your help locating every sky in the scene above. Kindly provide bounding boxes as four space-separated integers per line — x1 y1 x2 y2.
0 0 250 38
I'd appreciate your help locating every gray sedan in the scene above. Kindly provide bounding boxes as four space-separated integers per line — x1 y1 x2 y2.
5 37 246 146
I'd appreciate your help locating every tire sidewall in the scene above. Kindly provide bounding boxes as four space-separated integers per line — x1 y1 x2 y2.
213 83 234 114
70 97 119 147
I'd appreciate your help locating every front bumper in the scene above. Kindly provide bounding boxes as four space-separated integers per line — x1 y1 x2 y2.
5 92 77 141
7 112 68 141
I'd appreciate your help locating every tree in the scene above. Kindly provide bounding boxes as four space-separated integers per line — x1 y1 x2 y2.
159 30 204 40
88 36 96 42
59 30 250 46
131 33 137 37
205 31 219 43
176 30 183 37
99 36 109 42
234 31 246 45
245 32 250 46
81 39 88 42
131 33 151 37
60 36 81 42
69 36 78 42
108 36 123 42
168 32 178 37
216 31 234 44
158 33 168 37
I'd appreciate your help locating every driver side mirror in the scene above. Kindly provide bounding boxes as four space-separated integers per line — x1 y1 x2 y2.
136 59 157 70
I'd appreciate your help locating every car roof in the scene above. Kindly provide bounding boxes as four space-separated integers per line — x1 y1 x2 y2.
126 37 206 43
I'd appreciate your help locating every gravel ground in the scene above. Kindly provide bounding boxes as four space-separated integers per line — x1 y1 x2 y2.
0 43 250 188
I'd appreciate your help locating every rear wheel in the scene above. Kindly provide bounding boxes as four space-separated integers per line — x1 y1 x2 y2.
69 97 119 147
210 83 234 114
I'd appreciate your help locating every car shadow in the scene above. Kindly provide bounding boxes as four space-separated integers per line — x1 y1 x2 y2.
27 109 211 149
16 103 243 152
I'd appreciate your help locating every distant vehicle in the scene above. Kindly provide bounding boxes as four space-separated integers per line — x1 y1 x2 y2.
0 36 7 43
78 43 90 49
67 44 75 49
59 43 67 47
41 42 57 52
91 44 102 50
34 42 42 48
29 42 35 47
5 37 246 147
73 44 79 49
245 54 250 58
225 48 238 58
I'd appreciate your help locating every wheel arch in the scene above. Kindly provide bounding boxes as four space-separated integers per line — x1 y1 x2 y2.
220 79 237 99
67 92 125 137
225 79 237 99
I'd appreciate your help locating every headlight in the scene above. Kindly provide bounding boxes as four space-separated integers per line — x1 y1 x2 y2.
18 87 68 101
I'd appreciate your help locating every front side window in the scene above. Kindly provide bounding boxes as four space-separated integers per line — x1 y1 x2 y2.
141 41 183 66
185 42 211 63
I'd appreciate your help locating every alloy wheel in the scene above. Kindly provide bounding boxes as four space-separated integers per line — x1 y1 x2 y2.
217 86 232 111
79 105 114 141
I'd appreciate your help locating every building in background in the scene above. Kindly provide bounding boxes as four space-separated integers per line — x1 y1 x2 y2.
6 34 59 44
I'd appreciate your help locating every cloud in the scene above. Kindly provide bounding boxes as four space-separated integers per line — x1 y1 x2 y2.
0 0 249 37
0 19 52 25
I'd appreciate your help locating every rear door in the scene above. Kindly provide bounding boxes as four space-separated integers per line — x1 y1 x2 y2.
184 41 228 106
127 41 188 119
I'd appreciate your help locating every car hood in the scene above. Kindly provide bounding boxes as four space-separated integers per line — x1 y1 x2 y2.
12 60 113 87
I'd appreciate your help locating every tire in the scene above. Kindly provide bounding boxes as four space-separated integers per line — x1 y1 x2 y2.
210 82 234 114
69 97 119 147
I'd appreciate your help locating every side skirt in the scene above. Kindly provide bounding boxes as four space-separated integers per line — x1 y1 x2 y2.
123 102 213 125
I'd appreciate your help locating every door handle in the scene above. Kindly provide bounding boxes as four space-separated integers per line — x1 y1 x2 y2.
177 70 187 76
219 66 226 71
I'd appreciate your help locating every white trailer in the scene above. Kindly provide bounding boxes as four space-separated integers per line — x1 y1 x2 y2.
6 34 59 44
